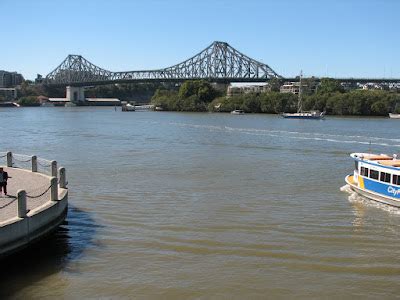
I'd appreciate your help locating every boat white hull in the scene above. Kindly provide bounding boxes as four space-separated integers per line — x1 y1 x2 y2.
231 110 244 115
282 112 325 120
122 104 135 111
345 175 400 207
389 113 400 119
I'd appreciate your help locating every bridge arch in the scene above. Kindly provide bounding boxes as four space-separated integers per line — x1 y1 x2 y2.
44 41 282 86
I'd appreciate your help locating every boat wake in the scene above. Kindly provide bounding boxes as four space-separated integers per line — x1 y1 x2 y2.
341 185 400 214
168 122 400 148
340 184 353 194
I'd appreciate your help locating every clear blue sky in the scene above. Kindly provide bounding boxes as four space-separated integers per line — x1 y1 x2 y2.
1 0 399 80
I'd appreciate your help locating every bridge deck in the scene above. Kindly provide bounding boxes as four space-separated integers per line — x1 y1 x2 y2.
0 167 52 224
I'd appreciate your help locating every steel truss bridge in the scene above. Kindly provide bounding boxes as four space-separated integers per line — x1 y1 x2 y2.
44 41 400 87
44 41 282 86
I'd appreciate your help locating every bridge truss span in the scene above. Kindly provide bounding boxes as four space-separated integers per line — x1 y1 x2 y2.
45 41 282 86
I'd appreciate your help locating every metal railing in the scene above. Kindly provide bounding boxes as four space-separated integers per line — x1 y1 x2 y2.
0 151 67 218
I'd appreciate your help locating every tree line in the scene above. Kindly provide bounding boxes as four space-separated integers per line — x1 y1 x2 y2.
151 78 400 116
10 78 400 114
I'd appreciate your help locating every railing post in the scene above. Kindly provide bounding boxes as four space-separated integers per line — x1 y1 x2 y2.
6 151 12 167
17 189 27 218
59 167 67 189
32 155 37 172
51 161 57 178
50 177 58 201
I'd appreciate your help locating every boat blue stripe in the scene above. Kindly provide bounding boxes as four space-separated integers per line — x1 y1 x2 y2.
363 178 400 199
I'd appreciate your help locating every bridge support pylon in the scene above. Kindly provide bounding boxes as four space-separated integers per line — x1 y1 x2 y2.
66 86 85 104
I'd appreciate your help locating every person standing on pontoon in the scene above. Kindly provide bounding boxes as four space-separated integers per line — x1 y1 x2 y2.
0 167 10 196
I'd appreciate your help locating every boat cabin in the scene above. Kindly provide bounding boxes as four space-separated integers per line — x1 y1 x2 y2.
351 153 400 199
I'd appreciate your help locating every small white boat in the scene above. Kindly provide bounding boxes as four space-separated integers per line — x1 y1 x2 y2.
344 152 400 207
134 104 154 111
282 111 325 119
231 109 245 115
389 113 400 119
122 103 135 112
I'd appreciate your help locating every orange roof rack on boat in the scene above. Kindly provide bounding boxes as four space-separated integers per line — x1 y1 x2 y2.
362 154 393 161
377 160 400 167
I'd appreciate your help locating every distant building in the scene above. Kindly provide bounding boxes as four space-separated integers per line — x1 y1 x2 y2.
280 82 301 94
361 83 389 90
280 81 318 94
0 88 17 101
340 82 358 91
0 70 24 88
227 83 268 97
35 74 44 84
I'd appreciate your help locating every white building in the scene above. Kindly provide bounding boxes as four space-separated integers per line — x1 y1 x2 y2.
280 81 318 94
227 83 269 97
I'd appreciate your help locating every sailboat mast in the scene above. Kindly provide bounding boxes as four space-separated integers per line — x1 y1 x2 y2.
297 70 303 113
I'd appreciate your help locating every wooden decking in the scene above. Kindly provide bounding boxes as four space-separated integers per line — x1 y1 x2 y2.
0 167 52 224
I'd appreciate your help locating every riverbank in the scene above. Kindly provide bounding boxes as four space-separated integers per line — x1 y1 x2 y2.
9 79 400 115
151 87 400 116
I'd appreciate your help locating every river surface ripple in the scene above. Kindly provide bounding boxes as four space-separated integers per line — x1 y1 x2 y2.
1 107 400 298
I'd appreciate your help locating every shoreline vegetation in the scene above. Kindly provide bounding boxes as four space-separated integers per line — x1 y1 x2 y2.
9 79 400 115
151 79 400 116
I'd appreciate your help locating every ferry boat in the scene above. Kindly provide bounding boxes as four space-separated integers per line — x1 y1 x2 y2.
344 152 400 207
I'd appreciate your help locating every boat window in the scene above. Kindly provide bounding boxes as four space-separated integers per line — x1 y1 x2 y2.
354 161 359 170
370 170 379 180
380 171 391 183
393 174 400 185
360 167 369 176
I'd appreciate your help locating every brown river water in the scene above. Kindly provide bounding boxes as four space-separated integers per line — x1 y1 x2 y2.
1 107 400 298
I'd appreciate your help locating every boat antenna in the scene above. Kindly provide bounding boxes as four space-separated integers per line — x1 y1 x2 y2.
297 70 303 113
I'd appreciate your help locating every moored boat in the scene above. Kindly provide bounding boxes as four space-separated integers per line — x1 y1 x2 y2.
282 111 325 119
389 113 400 119
344 152 400 207
231 109 245 115
134 104 154 111
282 70 325 120
122 103 135 112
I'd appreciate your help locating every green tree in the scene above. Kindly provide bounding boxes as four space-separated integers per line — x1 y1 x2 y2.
151 89 179 110
317 78 344 94
267 78 282 92
301 77 318 95
260 92 297 113
18 96 40 106
178 80 218 102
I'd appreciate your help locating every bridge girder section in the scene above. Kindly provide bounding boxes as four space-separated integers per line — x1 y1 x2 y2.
44 41 282 86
